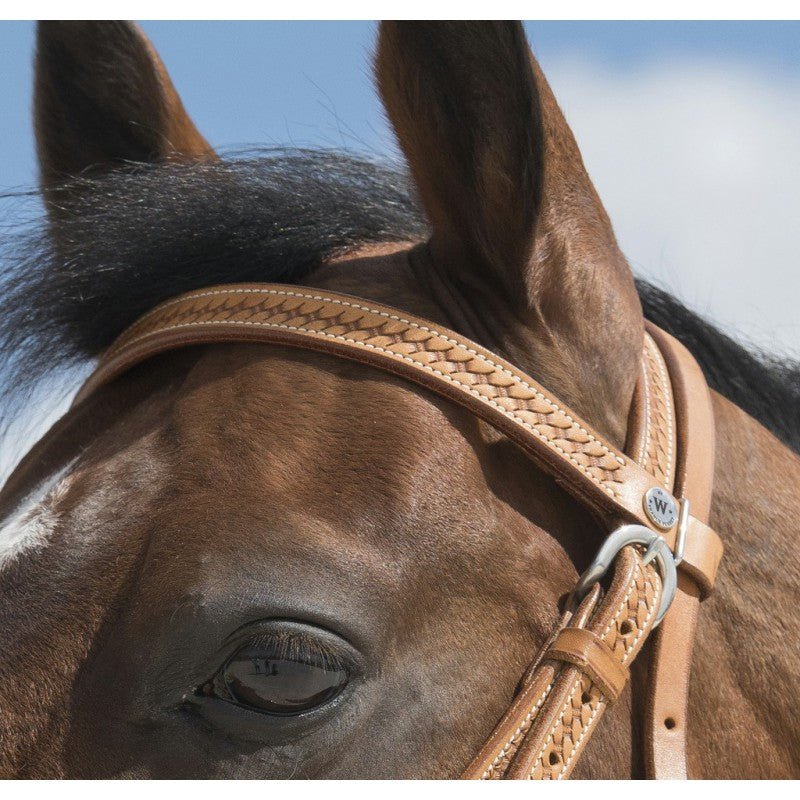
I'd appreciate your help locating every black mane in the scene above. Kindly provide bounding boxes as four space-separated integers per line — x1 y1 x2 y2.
638 282 799 451
0 151 425 444
1 150 797 454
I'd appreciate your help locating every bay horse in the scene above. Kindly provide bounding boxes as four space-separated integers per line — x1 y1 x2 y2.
0 21 798 778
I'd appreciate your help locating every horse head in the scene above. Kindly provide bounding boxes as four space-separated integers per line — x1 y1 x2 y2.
2 21 798 779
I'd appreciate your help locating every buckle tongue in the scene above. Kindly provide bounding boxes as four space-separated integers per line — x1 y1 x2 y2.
570 524 678 627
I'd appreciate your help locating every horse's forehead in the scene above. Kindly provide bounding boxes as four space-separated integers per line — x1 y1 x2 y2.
170 345 476 489
0 345 502 626
128 345 491 558
73 345 510 637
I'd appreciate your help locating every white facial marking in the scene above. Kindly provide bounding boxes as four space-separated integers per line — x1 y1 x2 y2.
0 466 75 570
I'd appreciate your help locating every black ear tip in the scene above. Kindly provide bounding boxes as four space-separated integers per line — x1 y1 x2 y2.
37 20 94 40
36 21 140 53
36 20 69 50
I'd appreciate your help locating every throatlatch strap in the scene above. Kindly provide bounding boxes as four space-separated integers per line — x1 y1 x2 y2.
74 283 722 780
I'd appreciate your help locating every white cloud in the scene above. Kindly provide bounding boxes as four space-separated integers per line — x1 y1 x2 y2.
546 55 800 357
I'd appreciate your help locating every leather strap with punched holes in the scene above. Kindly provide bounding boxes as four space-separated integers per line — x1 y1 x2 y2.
462 323 721 780
643 323 720 778
464 332 672 780
74 283 722 779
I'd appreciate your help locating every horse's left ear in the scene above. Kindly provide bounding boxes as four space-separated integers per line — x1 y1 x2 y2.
376 22 643 444
34 21 216 200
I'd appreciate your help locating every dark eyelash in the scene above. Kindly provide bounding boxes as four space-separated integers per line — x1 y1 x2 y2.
244 630 346 672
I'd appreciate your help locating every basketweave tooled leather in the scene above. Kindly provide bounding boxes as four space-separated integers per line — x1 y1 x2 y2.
459 330 680 781
74 282 723 780
464 327 718 780
639 334 678 490
507 547 662 780
78 285 687 538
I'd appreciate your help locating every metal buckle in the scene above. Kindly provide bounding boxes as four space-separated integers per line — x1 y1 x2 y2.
570 523 678 627
673 498 690 567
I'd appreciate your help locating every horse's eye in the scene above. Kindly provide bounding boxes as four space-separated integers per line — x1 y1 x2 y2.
213 641 349 716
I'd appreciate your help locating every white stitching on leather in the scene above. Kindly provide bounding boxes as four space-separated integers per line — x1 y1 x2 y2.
527 679 582 778
643 334 675 489
89 289 676 782
622 566 661 664
480 561 662 780
637 358 651 468
530 556 662 780
602 558 641 638
648 336 674 488
106 288 627 467
481 682 553 779
102 318 625 497
554 566 661 780
556 694 604 780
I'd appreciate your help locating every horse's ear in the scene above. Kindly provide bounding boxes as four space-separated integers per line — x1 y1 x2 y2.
376 22 542 303
35 21 216 199
376 22 643 444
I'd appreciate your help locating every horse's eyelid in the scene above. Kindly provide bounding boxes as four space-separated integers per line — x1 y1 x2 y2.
238 630 346 672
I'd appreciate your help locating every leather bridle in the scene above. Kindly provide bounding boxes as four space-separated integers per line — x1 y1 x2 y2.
74 282 723 779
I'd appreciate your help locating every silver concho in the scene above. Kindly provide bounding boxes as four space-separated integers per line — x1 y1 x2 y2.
643 486 678 530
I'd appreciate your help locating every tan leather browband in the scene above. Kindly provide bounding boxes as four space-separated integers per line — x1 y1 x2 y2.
75 283 723 779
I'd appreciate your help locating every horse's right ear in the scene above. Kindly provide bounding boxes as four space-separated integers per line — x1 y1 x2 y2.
35 21 215 205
